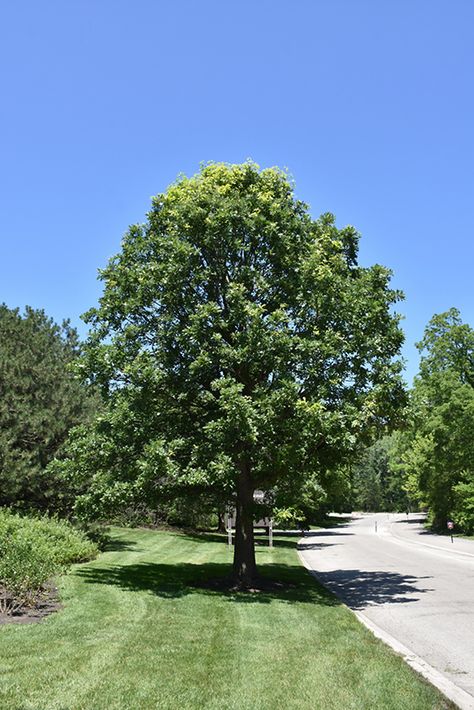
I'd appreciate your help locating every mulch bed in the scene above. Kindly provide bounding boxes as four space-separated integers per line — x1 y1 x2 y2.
0 585 62 625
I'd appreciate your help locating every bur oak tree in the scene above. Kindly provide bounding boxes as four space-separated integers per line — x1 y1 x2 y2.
75 163 404 586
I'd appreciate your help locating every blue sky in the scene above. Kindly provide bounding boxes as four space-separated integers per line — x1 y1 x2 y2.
1 1 473 383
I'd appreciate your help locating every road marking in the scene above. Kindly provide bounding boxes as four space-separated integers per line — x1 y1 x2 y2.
386 522 474 561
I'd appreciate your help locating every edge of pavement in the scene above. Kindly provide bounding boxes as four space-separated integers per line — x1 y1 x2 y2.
385 522 474 560
297 545 474 710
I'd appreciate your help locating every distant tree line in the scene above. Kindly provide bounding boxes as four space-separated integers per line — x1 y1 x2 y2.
353 308 474 534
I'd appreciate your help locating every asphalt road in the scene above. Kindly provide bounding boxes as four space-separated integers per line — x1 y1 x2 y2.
299 513 474 706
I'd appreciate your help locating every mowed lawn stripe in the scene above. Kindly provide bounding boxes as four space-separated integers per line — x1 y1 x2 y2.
0 527 455 710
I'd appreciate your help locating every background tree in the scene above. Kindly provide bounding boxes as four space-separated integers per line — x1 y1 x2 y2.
401 309 474 529
0 305 95 512
69 162 404 587
351 433 409 512
271 473 328 530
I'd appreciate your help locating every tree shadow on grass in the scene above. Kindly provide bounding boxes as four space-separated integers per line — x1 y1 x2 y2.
76 558 431 610
75 560 338 606
313 569 434 610
103 538 139 553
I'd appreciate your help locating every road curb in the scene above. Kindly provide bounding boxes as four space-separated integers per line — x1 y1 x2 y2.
297 545 474 710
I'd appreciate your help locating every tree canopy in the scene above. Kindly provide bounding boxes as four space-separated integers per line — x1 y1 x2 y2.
0 305 94 512
69 162 405 586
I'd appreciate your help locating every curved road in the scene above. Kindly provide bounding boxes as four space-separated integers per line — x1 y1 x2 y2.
299 513 474 709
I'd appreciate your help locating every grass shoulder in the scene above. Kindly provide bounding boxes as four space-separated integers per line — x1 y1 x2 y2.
0 526 455 710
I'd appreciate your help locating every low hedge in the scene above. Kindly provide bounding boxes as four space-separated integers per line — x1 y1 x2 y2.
0 510 98 614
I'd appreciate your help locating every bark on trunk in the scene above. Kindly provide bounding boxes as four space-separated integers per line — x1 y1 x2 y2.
232 465 256 587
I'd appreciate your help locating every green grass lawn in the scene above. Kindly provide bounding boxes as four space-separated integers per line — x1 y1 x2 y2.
0 527 454 710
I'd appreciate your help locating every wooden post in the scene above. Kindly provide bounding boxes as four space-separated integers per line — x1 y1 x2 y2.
269 518 273 548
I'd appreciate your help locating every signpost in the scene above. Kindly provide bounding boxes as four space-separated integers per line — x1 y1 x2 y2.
447 520 454 543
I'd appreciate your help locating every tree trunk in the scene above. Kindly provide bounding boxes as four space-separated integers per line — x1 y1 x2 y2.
232 464 256 587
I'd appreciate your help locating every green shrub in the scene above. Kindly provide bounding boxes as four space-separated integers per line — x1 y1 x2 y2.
0 510 97 614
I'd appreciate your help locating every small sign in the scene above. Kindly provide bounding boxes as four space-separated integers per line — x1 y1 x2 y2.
447 521 454 530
